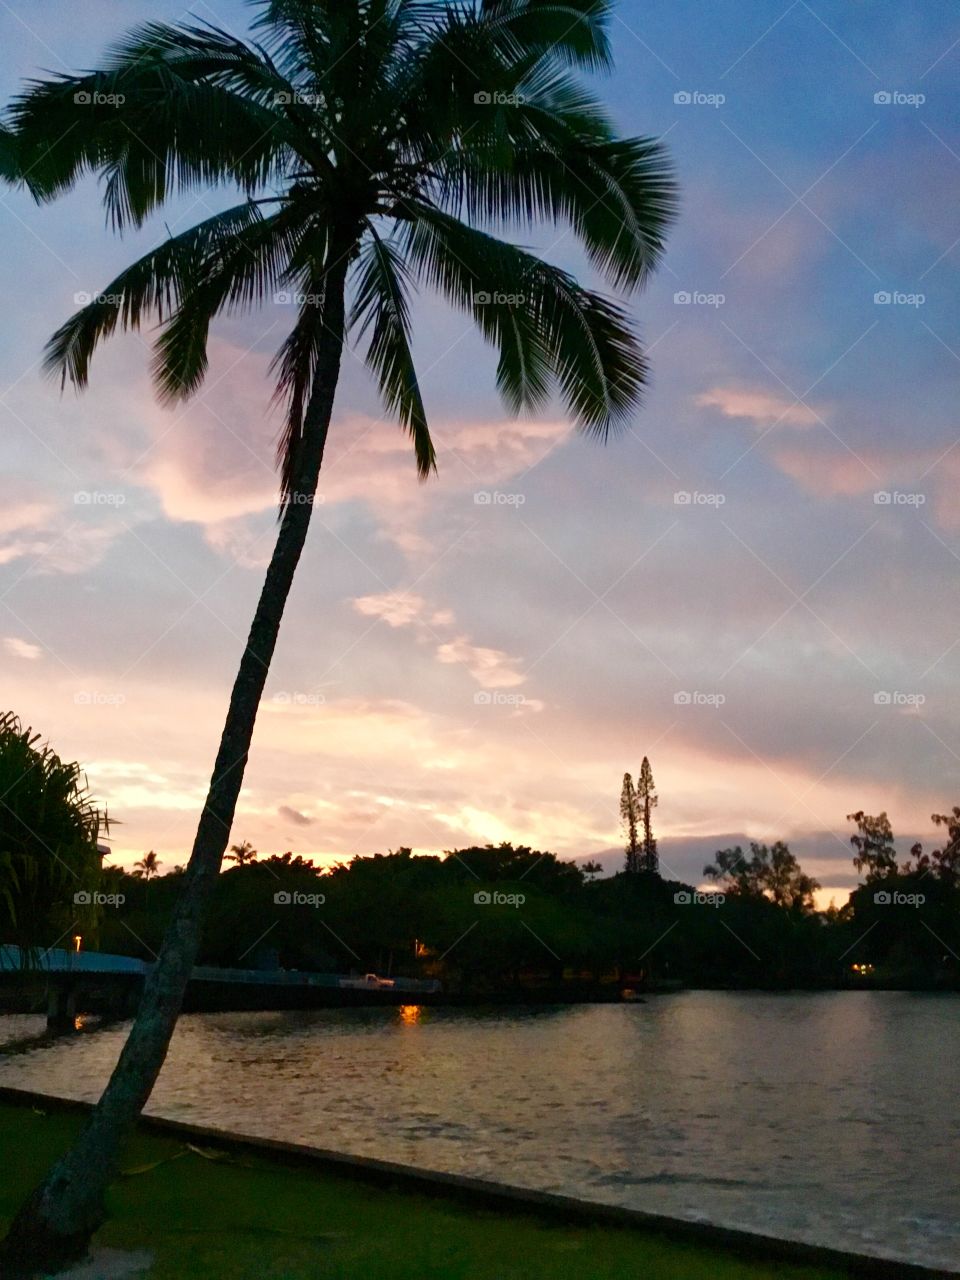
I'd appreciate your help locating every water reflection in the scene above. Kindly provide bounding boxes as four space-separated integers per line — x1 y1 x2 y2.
0 993 956 1270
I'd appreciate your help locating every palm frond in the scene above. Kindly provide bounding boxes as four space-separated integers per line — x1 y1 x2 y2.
0 123 19 182
481 0 613 71
351 226 435 478
43 201 299 392
400 201 647 433
453 131 676 291
9 26 291 225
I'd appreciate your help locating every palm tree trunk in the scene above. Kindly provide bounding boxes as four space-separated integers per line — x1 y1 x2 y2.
0 252 351 1277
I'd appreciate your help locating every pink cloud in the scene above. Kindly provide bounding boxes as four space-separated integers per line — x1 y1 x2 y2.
435 635 525 688
697 386 821 428
351 592 526 688
353 593 426 628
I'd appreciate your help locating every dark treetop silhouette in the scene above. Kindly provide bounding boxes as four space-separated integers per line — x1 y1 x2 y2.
0 0 675 1270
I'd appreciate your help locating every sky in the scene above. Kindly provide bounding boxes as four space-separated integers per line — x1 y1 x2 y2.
2 0 959 905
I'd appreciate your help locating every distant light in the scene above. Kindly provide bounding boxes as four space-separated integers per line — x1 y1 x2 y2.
73 935 82 952
399 1004 422 1025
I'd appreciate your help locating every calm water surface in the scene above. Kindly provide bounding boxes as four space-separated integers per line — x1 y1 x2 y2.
1 992 957 1270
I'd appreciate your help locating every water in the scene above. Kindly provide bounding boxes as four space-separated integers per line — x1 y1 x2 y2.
1 992 957 1270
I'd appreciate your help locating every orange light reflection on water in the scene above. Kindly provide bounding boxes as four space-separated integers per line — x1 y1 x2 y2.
398 1004 422 1025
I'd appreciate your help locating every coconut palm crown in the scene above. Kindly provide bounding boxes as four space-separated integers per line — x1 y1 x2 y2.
9 0 675 495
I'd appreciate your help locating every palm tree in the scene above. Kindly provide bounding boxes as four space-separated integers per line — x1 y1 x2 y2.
0 1 675 1269
0 712 105 956
132 850 161 880
226 840 258 866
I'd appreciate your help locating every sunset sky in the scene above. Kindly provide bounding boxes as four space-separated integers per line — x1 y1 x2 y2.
2 0 959 905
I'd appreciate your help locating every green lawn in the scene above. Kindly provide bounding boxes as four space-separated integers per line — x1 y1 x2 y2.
0 1103 845 1280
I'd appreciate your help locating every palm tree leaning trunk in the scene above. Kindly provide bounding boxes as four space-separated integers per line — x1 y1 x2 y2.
0 246 349 1275
0 2 675 1271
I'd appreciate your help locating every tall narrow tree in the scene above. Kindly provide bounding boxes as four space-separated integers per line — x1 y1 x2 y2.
636 755 658 875
0 2 674 1269
620 772 639 874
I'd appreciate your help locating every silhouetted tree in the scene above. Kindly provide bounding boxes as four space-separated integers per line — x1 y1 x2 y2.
620 773 639 873
132 851 161 880
637 756 659 874
704 841 818 911
703 845 763 899
0 712 105 952
760 841 820 912
226 840 257 866
930 808 960 884
847 811 899 881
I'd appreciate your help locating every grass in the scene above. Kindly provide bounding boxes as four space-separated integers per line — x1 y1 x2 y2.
0 1103 846 1280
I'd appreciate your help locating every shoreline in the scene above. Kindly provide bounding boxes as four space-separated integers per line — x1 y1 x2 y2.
1 1085 954 1280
